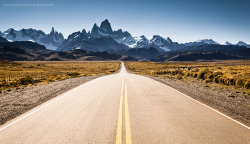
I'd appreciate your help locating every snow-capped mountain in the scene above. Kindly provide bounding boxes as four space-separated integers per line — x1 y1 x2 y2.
133 35 149 47
58 19 183 52
3 19 247 52
186 39 250 48
184 39 219 46
0 28 64 50
58 19 137 51
89 19 136 46
223 41 233 45
220 41 250 48
131 35 181 51
236 41 250 48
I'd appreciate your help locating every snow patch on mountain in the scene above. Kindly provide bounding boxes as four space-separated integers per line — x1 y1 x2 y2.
121 35 136 46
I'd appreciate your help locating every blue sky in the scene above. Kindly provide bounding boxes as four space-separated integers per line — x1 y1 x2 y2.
0 0 249 43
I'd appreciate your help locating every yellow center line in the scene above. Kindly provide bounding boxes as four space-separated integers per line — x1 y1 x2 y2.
116 80 132 144
116 79 124 144
124 82 132 144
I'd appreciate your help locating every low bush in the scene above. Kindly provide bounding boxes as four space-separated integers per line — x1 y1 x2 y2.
244 79 250 89
198 69 210 80
67 72 81 77
236 79 245 88
184 72 190 77
19 76 33 85
204 79 212 84
193 73 198 78
212 72 223 78
176 74 183 80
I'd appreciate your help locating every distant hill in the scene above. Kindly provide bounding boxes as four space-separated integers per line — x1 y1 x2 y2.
151 49 250 62
180 44 247 52
116 47 163 60
0 42 137 61
0 41 46 50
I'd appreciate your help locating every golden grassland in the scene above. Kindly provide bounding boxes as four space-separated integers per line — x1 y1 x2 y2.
0 60 120 90
125 60 250 92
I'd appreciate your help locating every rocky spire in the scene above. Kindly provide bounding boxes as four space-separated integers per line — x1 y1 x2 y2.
100 19 113 34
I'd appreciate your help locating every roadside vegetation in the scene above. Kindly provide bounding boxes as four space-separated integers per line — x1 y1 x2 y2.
125 60 250 93
125 60 250 125
0 60 120 90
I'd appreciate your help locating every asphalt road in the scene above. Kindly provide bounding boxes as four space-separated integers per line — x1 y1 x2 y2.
0 62 249 144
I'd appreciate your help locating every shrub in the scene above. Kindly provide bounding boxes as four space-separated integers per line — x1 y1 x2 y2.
48 79 55 82
67 72 80 77
229 78 235 86
198 69 210 80
184 72 190 77
236 79 245 88
208 74 214 79
213 76 219 83
204 79 212 84
218 77 225 84
212 72 223 78
193 73 198 78
19 76 33 85
176 74 183 80
244 79 250 89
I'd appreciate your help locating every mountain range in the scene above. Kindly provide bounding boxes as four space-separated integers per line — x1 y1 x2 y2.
0 27 64 50
1 19 249 52
0 19 249 61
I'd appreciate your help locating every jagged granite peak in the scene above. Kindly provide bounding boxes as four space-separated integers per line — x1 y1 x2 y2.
123 31 131 37
166 37 173 43
140 35 148 40
82 29 87 35
91 23 102 37
50 27 55 34
4 28 14 34
100 19 113 34
150 35 167 43
113 29 123 36
68 31 88 41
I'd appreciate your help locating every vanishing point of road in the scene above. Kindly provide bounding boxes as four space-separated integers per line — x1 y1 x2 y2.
0 62 249 144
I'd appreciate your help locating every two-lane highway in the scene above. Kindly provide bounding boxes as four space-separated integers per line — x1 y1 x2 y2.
0 62 249 143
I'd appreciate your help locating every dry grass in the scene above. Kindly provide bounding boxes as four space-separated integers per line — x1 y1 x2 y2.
125 61 250 125
125 60 250 91
0 60 120 90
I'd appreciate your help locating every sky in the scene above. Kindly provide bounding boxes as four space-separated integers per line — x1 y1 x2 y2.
0 0 249 44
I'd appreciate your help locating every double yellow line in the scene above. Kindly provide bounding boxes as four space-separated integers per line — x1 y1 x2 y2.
116 79 132 144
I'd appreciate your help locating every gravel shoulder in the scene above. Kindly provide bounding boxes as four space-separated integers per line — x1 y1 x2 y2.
147 75 250 127
0 76 99 125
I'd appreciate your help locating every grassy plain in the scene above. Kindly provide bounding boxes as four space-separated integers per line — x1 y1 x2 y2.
0 60 120 90
125 60 250 91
